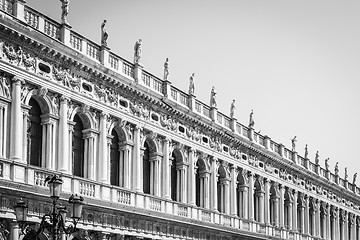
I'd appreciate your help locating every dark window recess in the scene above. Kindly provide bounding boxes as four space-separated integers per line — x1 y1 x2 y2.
119 100 128 108
82 83 92 92
274 169 279 174
178 125 185 133
242 155 247 161
259 162 264 168
151 113 159 122
223 146 228 152
202 137 208 144
38 62 51 73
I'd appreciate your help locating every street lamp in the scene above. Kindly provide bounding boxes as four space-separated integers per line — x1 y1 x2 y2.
14 175 84 239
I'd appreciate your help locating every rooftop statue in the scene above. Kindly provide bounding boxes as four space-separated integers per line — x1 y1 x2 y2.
163 58 169 81
315 150 319 165
210 86 217 108
134 39 142 64
60 0 70 24
304 144 308 159
345 167 348 181
101 20 108 46
249 110 255 128
325 158 329 171
335 162 339 175
353 173 357 185
291 136 297 152
188 73 195 95
230 99 236 119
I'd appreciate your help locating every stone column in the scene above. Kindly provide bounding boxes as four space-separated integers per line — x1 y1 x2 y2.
188 148 196 205
41 118 57 170
279 185 285 228
248 172 254 221
230 165 237 215
162 138 170 199
264 179 271 225
67 122 75 173
257 190 265 223
9 221 19 240
83 130 97 180
0 104 8 159
10 77 23 162
202 171 210 208
292 190 298 232
210 158 218 212
132 125 142 192
315 199 321 237
58 97 69 172
298 193 305 233
304 195 310 235
222 178 230 214
239 185 249 219
349 213 356 240
325 203 331 240
22 110 29 164
98 113 108 183
150 154 161 197
286 198 293 230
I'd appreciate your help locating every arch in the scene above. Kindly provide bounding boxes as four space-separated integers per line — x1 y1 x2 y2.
110 129 120 186
28 97 42 167
108 119 132 143
73 113 85 177
237 169 248 186
68 105 97 130
24 89 53 115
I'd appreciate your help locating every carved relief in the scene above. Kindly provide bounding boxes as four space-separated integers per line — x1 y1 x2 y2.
0 76 11 99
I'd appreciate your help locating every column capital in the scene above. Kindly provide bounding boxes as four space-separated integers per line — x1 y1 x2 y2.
12 75 24 84
60 95 70 103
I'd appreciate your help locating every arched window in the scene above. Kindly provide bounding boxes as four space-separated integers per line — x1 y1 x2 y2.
237 170 249 219
73 114 84 177
28 98 42 166
195 162 201 207
195 159 208 208
110 129 120 186
142 141 150 194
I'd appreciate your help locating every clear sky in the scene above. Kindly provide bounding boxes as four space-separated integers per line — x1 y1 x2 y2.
27 0 360 183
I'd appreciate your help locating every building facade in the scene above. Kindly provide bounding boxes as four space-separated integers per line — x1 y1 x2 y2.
0 1 359 240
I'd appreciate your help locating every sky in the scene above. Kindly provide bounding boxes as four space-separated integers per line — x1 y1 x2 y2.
27 0 360 183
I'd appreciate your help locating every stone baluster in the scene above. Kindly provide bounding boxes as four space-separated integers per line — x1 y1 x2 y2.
10 77 23 162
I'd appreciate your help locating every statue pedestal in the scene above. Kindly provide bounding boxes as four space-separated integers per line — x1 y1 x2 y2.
315 164 320 175
264 135 271 149
100 45 110 67
210 107 217 122
188 94 196 111
325 170 330 180
59 23 72 47
248 127 254 141
304 158 309 169
230 118 237 132
292 152 298 164
163 80 172 98
133 63 143 83
279 144 285 157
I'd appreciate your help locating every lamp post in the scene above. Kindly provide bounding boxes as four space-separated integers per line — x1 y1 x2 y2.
14 175 84 240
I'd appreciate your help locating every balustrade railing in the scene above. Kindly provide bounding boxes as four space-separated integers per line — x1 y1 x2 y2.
44 19 60 40
70 32 83 52
203 105 210 118
0 0 12 14
122 61 133 77
79 181 96 197
201 209 211 222
147 196 162 211
116 188 131 205
177 204 188 217
24 8 39 29
195 101 202 113
34 171 50 187
86 42 100 61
